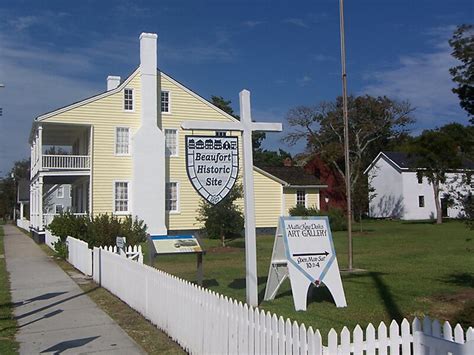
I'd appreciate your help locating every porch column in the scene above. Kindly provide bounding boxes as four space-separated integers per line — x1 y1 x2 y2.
38 125 43 171
38 176 44 230
20 203 24 220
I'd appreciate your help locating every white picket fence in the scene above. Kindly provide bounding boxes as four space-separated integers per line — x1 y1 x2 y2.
100 245 144 263
16 218 30 231
92 247 473 355
45 229 60 250
66 236 93 276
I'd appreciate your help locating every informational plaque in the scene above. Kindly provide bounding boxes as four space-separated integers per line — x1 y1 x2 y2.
264 216 347 311
150 235 203 254
186 135 239 205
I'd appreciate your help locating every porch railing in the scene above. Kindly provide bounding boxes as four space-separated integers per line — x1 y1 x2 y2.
42 155 90 170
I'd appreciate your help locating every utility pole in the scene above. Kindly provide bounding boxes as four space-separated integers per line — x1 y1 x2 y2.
0 83 4 117
339 0 353 271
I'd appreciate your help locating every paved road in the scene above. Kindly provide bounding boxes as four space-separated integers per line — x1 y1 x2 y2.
3 224 145 354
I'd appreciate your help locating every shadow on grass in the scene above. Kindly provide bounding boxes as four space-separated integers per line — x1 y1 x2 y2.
203 279 219 288
341 271 404 321
228 276 268 290
440 272 474 288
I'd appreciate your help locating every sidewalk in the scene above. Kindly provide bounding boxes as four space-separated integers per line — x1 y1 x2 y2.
3 225 145 354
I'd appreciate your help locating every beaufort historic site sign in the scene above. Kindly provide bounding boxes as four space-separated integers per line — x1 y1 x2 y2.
264 216 347 311
186 136 239 205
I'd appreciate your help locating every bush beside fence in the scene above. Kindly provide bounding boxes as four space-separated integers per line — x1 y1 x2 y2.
92 247 473 354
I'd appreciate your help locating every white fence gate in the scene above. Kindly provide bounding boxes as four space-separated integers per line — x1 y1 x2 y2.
92 247 473 355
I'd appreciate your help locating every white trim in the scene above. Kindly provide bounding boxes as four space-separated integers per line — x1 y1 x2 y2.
114 126 131 156
123 87 135 112
165 181 180 214
113 180 131 215
164 128 179 157
161 90 171 115
56 185 64 198
296 189 307 208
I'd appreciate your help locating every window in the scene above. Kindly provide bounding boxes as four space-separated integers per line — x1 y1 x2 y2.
56 186 64 198
161 91 170 113
417 175 423 184
55 204 64 214
418 195 425 208
124 88 133 111
165 129 178 156
166 182 178 212
296 190 306 207
216 131 227 137
115 127 130 155
114 182 129 213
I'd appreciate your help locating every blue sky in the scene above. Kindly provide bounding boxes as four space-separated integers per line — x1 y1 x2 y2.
0 0 472 174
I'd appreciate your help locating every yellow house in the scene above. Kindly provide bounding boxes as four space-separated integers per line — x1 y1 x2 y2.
28 33 325 238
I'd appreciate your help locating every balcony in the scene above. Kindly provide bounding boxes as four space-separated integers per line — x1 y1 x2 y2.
42 155 91 170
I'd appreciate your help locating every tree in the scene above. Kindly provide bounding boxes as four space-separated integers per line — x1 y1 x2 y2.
449 25 474 121
408 128 465 224
196 183 244 247
253 148 292 167
0 159 30 220
284 95 414 217
211 95 266 150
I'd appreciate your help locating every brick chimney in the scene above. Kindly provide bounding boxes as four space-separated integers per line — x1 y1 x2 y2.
283 157 293 167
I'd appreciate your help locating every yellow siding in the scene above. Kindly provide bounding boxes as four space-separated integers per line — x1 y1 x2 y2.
41 73 141 215
253 170 282 228
284 187 320 215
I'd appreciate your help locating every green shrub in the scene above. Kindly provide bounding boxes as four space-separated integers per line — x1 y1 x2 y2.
48 213 147 248
289 205 347 231
197 184 244 247
47 213 88 242
53 240 68 259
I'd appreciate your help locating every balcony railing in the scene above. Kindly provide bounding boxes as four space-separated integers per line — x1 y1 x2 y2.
42 155 90 170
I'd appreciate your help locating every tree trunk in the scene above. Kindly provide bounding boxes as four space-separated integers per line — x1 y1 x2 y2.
433 182 443 224
221 234 226 247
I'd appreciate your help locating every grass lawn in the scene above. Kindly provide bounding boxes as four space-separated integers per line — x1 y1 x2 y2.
0 225 19 354
151 219 474 338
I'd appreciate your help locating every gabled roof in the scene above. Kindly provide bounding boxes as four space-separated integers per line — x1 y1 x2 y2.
29 68 239 142
255 166 326 187
365 151 474 174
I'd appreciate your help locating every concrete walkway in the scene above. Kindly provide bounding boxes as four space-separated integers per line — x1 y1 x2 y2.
3 225 145 354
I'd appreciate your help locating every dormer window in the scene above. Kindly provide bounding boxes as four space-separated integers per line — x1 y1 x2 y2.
161 91 170 113
124 88 133 111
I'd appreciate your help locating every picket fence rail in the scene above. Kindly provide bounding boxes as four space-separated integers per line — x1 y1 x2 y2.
45 229 60 250
91 247 473 355
16 218 30 231
66 236 93 276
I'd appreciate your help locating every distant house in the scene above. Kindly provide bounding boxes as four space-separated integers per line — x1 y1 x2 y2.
43 184 72 225
365 151 474 220
303 154 346 212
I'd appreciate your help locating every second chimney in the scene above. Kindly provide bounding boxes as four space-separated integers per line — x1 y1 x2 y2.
107 76 121 90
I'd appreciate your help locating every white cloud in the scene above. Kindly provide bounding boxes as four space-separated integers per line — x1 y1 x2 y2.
0 31 129 173
283 18 309 29
361 28 468 129
298 75 312 86
242 20 265 28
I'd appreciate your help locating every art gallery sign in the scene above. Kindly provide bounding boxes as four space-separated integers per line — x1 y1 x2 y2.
264 216 347 311
185 136 239 205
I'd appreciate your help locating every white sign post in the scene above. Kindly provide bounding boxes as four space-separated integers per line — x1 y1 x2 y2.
182 90 282 306
264 216 347 311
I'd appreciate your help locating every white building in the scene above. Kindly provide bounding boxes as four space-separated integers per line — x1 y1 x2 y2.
366 151 473 220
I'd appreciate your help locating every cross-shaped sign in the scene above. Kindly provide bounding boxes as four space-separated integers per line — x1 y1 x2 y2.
182 89 282 306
